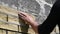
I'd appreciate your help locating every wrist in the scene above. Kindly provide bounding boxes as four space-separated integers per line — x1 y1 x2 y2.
30 21 39 33
30 21 39 26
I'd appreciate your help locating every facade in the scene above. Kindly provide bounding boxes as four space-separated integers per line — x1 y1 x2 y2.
0 5 35 34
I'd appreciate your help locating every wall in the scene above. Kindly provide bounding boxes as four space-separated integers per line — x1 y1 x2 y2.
0 0 59 34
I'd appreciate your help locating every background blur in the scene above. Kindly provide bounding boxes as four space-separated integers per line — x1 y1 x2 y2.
0 0 59 34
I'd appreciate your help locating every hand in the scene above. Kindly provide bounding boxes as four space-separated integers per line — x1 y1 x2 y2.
18 12 35 24
18 12 39 33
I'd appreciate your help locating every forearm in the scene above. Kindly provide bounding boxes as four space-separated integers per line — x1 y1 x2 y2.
29 21 39 34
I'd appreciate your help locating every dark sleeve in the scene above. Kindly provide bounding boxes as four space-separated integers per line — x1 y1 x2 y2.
38 0 60 34
38 16 57 34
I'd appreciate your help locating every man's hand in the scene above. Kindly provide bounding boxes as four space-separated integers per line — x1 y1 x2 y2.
18 12 35 24
18 12 39 34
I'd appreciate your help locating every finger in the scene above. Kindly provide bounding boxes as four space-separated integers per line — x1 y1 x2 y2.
18 12 27 20
18 13 26 18
18 14 22 17
20 13 26 17
20 12 28 16
18 11 27 17
18 11 28 15
18 14 26 21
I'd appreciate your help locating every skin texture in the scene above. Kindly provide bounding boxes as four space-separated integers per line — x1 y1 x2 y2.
18 12 39 34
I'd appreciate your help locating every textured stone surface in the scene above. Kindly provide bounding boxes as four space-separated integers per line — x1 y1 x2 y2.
0 0 56 24
0 0 59 34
